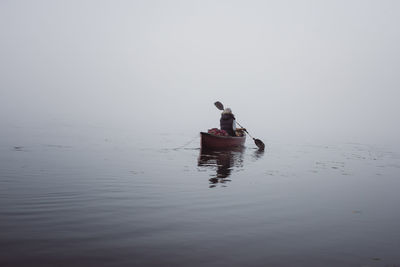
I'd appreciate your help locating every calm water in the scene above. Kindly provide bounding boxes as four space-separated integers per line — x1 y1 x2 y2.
1 126 400 267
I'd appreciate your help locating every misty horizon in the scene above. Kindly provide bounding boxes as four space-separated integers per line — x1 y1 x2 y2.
1 0 399 145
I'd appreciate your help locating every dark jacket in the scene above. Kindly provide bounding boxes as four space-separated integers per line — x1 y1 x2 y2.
220 113 236 136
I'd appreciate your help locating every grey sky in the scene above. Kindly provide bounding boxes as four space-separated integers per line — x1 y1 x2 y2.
1 0 399 144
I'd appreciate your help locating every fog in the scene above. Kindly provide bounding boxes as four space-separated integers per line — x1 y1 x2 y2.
1 0 399 146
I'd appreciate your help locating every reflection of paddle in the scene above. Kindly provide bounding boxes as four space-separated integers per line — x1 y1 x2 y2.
214 101 265 151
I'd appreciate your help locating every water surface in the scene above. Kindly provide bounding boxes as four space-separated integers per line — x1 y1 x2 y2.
1 126 400 267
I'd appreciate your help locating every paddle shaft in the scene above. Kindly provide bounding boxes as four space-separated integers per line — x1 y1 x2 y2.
235 121 255 140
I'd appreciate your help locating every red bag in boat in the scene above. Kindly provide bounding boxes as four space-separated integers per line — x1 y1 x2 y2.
207 128 228 136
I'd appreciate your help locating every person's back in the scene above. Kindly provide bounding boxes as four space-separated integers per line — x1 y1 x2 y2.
220 108 236 136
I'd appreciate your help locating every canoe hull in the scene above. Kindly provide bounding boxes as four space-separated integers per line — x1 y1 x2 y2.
200 132 246 149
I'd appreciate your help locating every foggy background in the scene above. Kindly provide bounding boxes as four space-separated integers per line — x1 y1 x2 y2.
1 0 399 146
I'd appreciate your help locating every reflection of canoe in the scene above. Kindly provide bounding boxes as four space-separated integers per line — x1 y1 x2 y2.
198 148 245 185
200 132 246 149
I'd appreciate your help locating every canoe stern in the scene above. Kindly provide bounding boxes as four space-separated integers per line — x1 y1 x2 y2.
200 132 246 149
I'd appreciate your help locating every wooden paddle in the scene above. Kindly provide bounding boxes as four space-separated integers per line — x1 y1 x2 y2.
214 101 265 151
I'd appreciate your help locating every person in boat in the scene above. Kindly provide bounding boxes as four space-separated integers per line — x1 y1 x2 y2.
220 108 236 136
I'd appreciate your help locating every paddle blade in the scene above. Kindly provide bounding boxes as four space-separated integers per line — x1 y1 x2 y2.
254 138 265 151
214 101 224 111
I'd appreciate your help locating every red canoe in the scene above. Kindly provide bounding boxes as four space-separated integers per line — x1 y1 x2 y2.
200 132 246 149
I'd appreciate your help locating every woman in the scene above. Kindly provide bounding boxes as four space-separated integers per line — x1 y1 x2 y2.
220 108 236 136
